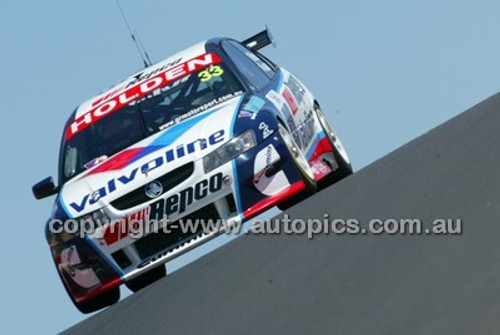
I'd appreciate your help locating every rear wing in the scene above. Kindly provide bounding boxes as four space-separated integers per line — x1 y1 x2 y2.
242 26 277 51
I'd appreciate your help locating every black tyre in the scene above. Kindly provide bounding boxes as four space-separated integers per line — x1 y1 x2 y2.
314 105 353 188
125 265 166 292
277 123 317 210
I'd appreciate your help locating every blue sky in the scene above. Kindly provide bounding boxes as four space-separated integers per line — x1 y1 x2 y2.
1 1 500 333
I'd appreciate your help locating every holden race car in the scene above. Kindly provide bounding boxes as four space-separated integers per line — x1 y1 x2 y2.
33 28 352 313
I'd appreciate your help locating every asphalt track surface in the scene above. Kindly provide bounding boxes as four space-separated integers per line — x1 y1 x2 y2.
62 93 500 335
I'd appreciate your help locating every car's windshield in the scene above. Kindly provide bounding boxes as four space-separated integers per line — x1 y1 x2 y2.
60 61 243 183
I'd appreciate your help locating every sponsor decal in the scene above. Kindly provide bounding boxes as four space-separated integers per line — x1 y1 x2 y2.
241 96 265 114
259 122 273 139
253 145 290 196
267 89 299 142
148 173 223 220
266 90 284 108
124 58 183 89
83 155 108 170
253 145 275 184
238 111 253 118
66 53 222 140
103 207 150 245
282 88 298 115
68 130 225 213
299 111 318 151
285 75 306 105
310 160 332 180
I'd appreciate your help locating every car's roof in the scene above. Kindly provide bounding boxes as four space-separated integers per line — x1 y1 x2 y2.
74 41 208 119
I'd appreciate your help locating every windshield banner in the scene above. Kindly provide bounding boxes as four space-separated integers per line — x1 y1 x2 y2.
65 53 222 140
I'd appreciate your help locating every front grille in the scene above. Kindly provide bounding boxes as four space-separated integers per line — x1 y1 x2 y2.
134 203 220 260
111 162 194 210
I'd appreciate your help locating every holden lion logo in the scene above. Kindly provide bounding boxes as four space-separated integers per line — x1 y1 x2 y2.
145 181 163 199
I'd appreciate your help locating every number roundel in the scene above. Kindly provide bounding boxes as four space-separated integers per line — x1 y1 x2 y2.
198 65 224 82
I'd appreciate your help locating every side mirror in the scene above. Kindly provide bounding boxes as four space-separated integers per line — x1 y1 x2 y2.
32 177 59 199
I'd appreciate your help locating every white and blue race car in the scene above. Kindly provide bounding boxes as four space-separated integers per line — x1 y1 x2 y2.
33 29 352 313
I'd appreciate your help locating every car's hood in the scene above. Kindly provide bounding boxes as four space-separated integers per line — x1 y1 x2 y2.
60 95 244 218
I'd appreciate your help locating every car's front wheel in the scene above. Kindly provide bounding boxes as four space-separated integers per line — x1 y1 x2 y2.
277 123 317 210
314 105 352 187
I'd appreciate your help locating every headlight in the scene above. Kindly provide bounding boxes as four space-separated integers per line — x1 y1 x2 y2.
57 209 109 242
49 201 109 244
203 129 257 173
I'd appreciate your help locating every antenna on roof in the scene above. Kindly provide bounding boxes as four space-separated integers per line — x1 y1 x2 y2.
134 30 152 66
116 0 152 68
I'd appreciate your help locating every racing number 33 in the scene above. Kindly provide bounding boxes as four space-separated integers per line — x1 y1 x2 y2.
198 65 224 82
